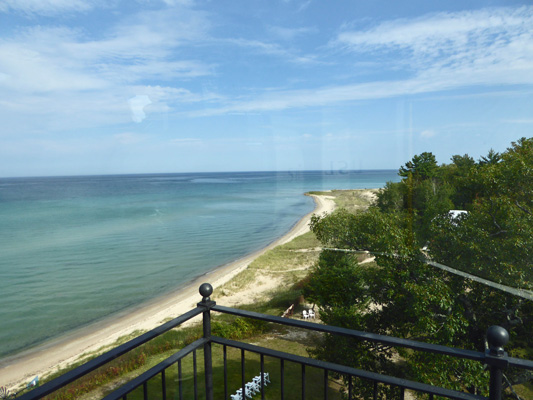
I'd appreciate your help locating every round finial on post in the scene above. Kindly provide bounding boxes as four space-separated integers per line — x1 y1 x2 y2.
199 283 213 302
487 325 509 356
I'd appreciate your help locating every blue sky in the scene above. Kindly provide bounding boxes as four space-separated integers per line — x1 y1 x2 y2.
1 0 532 177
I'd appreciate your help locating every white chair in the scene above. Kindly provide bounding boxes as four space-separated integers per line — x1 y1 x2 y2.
253 372 271 387
236 387 253 399
253 375 268 387
308 309 315 319
230 394 243 400
247 381 260 395
302 310 309 320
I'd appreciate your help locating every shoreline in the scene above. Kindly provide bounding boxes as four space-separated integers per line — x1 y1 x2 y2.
1 193 336 390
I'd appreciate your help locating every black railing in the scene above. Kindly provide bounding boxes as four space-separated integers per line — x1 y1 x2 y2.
14 283 533 400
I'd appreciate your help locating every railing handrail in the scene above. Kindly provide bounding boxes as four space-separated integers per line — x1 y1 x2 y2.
102 338 208 400
506 355 533 371
211 336 485 400
16 307 204 400
213 305 487 362
213 305 533 371
13 283 533 400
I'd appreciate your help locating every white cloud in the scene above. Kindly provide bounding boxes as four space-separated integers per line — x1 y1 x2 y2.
0 5 218 133
0 90 132 136
223 38 319 65
0 33 109 92
0 7 212 94
502 118 533 124
128 95 152 122
268 25 316 41
336 7 532 55
420 130 436 138
113 132 148 144
162 0 194 6
170 138 202 145
2 3 532 141
334 6 533 80
191 71 527 116
281 0 312 13
190 6 533 116
0 0 99 15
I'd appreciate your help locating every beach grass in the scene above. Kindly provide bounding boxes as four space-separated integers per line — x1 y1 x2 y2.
330 189 379 214
308 189 379 213
218 231 322 297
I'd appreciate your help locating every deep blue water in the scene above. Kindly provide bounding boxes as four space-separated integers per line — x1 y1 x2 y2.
0 170 399 359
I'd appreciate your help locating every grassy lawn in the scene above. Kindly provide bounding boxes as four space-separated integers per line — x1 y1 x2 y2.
119 335 343 400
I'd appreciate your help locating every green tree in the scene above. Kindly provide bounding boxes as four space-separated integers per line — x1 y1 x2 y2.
307 208 489 397
399 152 438 180
304 137 533 399
451 154 476 171
446 154 478 209
430 137 533 290
479 148 502 165
378 151 454 245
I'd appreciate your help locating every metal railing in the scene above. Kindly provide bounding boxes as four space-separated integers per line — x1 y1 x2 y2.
14 283 533 400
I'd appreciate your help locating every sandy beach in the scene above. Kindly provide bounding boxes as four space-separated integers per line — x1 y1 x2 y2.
1 193 336 390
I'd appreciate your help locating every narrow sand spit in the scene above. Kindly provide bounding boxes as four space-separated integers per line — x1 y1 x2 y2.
1 193 336 390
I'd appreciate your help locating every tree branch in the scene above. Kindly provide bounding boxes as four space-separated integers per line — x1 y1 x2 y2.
489 229 508 237
488 199 508 236
515 200 532 215
503 373 524 400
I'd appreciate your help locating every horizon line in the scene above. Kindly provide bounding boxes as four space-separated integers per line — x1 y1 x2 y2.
0 169 399 180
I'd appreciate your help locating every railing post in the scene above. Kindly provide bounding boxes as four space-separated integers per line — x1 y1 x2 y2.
486 325 509 400
198 283 216 400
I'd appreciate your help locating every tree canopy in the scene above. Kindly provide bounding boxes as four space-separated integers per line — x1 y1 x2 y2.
304 137 533 399
398 151 438 180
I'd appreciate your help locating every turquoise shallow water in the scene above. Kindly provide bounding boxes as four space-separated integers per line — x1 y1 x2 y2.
0 170 398 359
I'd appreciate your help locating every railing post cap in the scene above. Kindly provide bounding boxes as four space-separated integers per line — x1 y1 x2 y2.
199 283 213 301
487 325 509 355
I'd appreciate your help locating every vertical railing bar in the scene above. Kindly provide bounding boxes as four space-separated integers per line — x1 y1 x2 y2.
224 345 228 400
281 359 285 400
301 364 306 400
400 386 405 400
373 380 378 400
241 348 246 400
324 369 328 400
178 359 183 400
487 326 508 400
348 376 352 399
123 396 127 400
429 393 434 400
162 370 166 400
193 349 198 400
261 353 265 400
142 382 147 400
200 292 214 400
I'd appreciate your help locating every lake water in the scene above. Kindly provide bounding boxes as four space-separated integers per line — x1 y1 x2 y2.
0 170 399 359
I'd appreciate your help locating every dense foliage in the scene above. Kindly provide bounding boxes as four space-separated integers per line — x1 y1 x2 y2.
304 138 533 398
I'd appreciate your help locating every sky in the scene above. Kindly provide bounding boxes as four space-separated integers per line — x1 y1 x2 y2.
0 0 532 177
